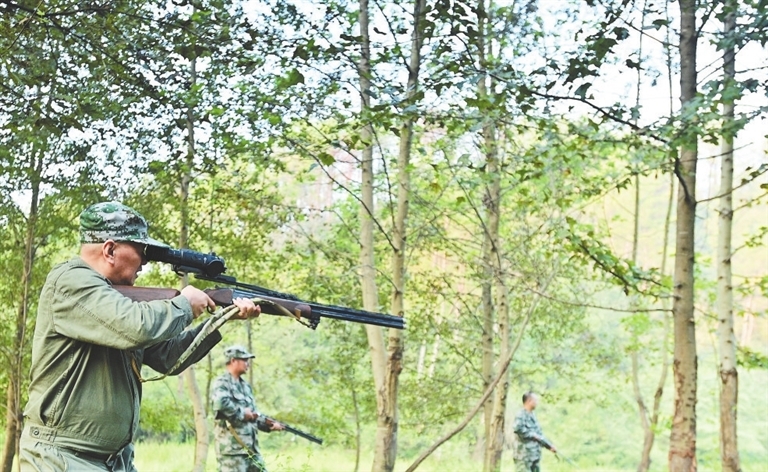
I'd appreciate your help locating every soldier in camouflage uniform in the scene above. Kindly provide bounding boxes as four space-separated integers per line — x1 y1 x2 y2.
19 202 260 472
513 391 557 472
212 345 284 472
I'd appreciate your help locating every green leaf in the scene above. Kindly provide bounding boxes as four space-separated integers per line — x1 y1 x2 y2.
574 83 592 99
318 152 335 166
277 68 305 89
738 346 768 370
293 46 309 60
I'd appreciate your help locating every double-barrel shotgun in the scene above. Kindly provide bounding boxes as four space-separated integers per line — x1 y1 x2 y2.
114 246 405 330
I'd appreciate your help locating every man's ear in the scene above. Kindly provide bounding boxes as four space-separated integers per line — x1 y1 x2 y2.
102 240 118 262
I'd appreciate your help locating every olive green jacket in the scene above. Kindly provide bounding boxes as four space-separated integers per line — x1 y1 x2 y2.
23 257 221 455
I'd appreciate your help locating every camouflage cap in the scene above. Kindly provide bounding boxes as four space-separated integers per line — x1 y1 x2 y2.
224 345 255 362
79 201 168 248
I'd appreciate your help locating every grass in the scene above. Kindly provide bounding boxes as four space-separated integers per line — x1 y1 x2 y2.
134 442 484 472
134 367 768 472
7 362 766 472
133 441 694 472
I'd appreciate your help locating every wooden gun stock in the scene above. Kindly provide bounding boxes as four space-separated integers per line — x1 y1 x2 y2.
204 288 312 319
112 286 313 320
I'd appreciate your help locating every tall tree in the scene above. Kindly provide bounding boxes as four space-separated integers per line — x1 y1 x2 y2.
629 4 672 469
179 17 209 469
353 0 392 469
475 1 511 469
477 0 498 459
378 0 427 468
717 1 740 470
0 178 41 472
669 0 699 469
0 4 127 468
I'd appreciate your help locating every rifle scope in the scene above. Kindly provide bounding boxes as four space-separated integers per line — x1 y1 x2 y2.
145 246 227 278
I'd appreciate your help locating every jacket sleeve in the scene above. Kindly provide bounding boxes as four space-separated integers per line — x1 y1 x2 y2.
142 323 223 375
50 265 193 349
536 434 554 450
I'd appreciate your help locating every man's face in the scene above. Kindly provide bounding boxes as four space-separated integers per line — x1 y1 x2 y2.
527 394 539 410
232 358 251 375
110 241 147 286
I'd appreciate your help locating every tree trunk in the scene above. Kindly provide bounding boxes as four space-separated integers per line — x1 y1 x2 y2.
477 0 494 451
1 380 20 472
355 0 389 469
481 254 493 449
637 9 677 466
485 282 509 472
205 352 213 417
372 0 425 469
637 172 675 472
628 14 652 466
669 1 698 470
180 41 209 472
351 378 362 472
632 351 651 472
473 1 510 469
717 3 740 470
183 368 209 472
405 272 555 472
0 157 41 472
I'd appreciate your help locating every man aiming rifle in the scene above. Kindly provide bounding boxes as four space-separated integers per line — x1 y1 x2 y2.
20 202 260 472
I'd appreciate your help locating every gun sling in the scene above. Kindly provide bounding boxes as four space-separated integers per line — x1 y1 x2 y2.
224 420 262 465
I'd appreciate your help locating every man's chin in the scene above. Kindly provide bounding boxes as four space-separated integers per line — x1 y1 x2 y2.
110 277 135 286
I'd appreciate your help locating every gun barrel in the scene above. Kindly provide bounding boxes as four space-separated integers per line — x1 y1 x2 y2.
199 274 406 330
309 305 405 330
283 425 323 445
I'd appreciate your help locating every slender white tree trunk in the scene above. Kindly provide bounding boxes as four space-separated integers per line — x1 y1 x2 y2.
669 1 698 469
355 2 390 470
717 3 739 470
180 42 209 472
1 167 41 472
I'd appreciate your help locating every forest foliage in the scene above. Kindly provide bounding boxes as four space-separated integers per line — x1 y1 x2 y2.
0 0 766 470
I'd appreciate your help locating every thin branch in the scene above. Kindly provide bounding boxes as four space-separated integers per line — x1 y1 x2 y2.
522 285 671 314
281 136 397 252
405 269 557 471
518 88 670 144
697 166 768 204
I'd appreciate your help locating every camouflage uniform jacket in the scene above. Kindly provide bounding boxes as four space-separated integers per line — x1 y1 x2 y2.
212 372 272 456
22 257 221 457
513 408 552 463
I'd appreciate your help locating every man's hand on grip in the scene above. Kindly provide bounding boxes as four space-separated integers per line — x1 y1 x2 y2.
181 285 215 318
229 297 261 320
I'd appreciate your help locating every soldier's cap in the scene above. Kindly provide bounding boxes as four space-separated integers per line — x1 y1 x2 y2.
79 201 168 248
224 345 255 362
